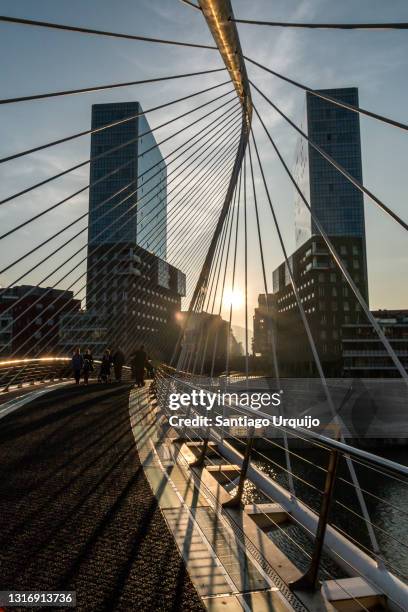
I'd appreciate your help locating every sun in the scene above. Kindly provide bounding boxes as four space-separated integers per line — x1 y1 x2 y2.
222 289 244 310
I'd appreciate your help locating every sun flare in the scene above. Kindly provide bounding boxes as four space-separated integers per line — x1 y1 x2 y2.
222 289 244 310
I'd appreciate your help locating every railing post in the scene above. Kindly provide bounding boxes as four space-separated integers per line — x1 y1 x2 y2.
290 448 340 591
223 430 254 508
192 378 225 468
173 396 192 443
190 437 208 468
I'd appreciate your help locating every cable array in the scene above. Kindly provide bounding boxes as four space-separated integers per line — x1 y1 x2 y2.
1 3 407 607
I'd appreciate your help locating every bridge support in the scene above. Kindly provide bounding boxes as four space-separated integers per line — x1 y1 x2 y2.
186 0 252 321
290 448 340 591
189 436 209 467
223 434 254 508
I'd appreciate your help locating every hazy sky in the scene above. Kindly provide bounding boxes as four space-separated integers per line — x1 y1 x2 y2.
0 0 407 334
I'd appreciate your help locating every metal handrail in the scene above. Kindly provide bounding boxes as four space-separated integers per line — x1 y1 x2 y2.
161 370 408 479
155 369 408 606
0 357 133 391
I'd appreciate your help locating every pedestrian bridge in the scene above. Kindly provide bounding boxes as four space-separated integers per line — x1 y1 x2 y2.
1 376 407 611
1 1 408 610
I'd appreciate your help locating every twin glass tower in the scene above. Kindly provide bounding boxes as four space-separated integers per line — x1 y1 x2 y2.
87 102 167 259
295 87 366 253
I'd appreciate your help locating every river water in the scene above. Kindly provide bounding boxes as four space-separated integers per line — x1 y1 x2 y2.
233 444 408 582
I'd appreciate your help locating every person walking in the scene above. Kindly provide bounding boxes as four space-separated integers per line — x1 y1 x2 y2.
72 348 84 385
83 348 94 385
132 345 147 388
99 349 112 383
146 356 155 379
113 348 125 383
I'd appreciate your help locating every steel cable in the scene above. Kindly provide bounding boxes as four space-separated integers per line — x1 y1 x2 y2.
0 80 230 164
0 15 217 52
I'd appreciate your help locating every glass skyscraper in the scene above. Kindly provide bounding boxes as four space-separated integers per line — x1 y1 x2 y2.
268 87 370 375
88 101 167 258
295 87 366 248
84 103 185 359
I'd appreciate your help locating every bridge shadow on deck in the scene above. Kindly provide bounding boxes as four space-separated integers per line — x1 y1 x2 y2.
0 384 204 612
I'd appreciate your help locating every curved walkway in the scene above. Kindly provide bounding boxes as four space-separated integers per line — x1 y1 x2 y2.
0 383 204 611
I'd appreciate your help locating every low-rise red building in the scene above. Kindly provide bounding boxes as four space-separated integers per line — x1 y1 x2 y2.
0 285 81 358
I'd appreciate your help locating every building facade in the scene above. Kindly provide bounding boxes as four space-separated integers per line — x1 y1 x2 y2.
83 101 185 361
87 243 185 361
59 311 108 358
258 87 370 376
0 312 13 356
265 235 368 376
342 310 408 377
87 101 167 257
179 312 241 375
295 88 367 293
296 88 366 242
0 286 81 357
252 294 276 357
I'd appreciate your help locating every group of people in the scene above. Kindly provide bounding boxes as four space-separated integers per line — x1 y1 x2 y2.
71 348 94 385
98 347 126 383
71 347 125 385
71 344 151 387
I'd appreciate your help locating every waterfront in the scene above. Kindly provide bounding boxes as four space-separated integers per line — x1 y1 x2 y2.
234 445 408 581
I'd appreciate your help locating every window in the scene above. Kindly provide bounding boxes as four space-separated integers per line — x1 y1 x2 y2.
344 302 350 311
332 287 337 297
320 330 327 340
318 273 325 283
330 273 336 283
332 302 338 311
319 287 325 297
353 259 360 269
340 245 347 255
352 245 359 255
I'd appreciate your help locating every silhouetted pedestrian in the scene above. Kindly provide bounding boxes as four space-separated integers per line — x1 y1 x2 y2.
132 345 147 387
83 348 94 385
99 349 112 383
72 348 83 385
113 348 125 382
146 357 155 379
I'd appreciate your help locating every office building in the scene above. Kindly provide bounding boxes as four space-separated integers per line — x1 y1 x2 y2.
179 312 241 374
262 235 367 376
84 101 185 360
256 87 370 375
0 312 13 356
296 88 365 240
87 101 167 257
253 294 276 357
0 286 81 357
342 310 408 377
59 311 108 358
295 88 367 293
87 243 186 360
